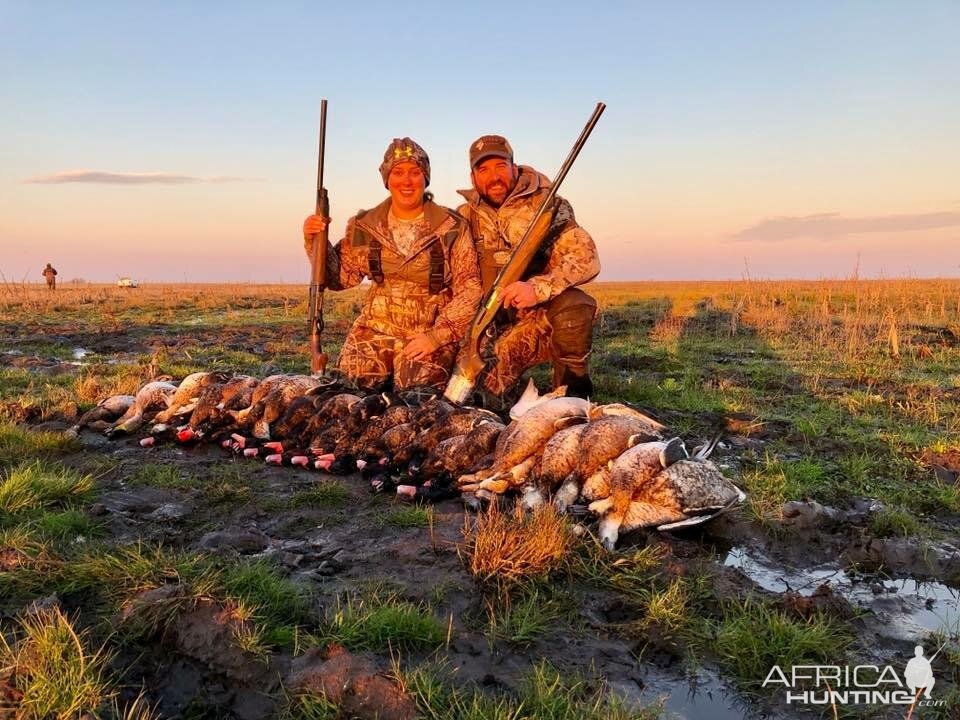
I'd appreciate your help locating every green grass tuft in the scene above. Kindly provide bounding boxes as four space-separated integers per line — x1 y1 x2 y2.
128 462 194 490
279 693 339 720
0 607 113 719
313 591 446 652
379 505 432 529
712 600 853 688
0 461 94 517
401 659 660 720
221 558 309 630
868 507 927 538
485 586 570 647
34 508 103 544
287 481 349 508
0 422 77 465
569 538 664 600
60 543 213 601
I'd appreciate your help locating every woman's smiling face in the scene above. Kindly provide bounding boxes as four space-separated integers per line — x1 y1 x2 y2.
387 161 426 217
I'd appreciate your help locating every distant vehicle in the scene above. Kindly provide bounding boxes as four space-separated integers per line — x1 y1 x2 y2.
117 277 139 288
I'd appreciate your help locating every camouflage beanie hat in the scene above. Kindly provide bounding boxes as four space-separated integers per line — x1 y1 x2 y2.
379 137 431 188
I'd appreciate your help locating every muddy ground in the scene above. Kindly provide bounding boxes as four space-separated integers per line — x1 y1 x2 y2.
3 298 959 720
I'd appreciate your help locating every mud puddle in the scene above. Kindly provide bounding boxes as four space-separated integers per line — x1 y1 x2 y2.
637 667 757 719
724 546 960 639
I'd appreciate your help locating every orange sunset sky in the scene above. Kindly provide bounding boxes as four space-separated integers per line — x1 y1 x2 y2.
2 2 958 283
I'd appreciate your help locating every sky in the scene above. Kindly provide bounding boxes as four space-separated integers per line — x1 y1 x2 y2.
2 1 958 283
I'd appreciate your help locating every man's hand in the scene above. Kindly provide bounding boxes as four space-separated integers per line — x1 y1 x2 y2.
500 281 538 310
400 333 440 362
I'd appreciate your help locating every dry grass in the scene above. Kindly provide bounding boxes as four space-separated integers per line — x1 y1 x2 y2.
0 607 113 719
462 503 573 586
0 281 365 318
590 278 960 365
72 371 144 405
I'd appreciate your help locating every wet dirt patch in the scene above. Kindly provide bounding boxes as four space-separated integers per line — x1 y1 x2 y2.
289 644 417 720
907 324 960 348
597 351 664 373
724 545 960 641
921 449 960 483
639 667 751 720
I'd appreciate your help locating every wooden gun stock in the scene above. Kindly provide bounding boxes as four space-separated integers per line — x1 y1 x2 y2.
308 99 329 375
444 102 606 404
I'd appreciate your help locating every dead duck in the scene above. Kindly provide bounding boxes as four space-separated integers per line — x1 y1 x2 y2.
223 434 285 458
457 397 591 494
69 394 136 435
342 404 414 461
323 394 398 473
561 415 665 510
523 423 589 510
360 421 419 466
152 371 231 425
186 380 231 430
293 392 363 448
139 422 205 447
307 393 390 458
634 446 746 532
271 395 325 442
104 381 178 437
416 420 505 482
404 406 501 472
508 379 568 420
213 375 260 413
588 438 688 550
230 374 321 438
409 396 458 429
183 375 260 437
396 475 460 503
592 403 666 425
263 449 313 468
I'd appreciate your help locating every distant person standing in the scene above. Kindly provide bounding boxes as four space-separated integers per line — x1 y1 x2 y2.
42 263 58 290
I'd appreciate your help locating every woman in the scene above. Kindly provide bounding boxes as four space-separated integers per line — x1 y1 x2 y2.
303 138 482 391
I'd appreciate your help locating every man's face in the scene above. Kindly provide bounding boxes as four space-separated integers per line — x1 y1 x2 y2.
471 157 519 208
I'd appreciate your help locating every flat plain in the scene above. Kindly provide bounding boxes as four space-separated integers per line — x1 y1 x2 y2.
1 279 958 719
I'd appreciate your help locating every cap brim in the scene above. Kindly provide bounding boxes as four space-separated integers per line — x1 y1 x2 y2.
472 151 513 167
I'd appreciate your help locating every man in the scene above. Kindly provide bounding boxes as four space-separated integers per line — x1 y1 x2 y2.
42 263 57 290
456 135 600 401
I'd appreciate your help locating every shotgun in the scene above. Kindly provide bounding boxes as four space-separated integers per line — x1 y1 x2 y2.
308 99 329 374
444 102 606 404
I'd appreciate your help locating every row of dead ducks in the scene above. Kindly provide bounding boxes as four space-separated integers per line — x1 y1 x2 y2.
71 372 746 549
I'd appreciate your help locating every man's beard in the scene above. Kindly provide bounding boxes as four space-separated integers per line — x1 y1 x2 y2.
479 181 511 208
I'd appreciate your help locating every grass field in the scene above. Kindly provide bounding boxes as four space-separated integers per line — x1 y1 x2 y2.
1 279 958 719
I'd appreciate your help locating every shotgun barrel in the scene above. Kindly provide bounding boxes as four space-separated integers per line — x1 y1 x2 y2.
308 99 330 374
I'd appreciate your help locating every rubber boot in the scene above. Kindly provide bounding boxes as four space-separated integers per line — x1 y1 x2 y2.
546 289 597 399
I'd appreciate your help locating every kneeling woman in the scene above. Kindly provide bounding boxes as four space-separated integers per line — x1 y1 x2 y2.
303 138 482 390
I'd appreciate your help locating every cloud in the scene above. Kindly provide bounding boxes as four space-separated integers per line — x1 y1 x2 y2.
730 211 960 242
22 170 260 185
